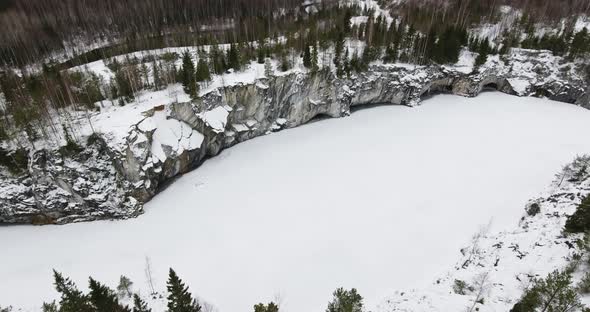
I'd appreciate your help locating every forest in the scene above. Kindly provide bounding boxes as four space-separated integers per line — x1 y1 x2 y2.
0 0 589 148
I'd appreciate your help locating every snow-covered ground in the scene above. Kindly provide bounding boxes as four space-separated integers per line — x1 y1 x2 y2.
2 93 590 311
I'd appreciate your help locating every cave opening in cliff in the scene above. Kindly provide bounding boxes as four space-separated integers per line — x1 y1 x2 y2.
307 113 333 124
483 83 499 91
350 102 406 113
420 84 454 100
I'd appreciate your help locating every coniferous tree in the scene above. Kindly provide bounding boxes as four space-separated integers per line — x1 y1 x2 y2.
181 51 198 99
227 44 241 71
257 44 265 64
264 58 274 77
53 270 94 312
311 42 319 72
209 45 226 75
88 277 131 312
132 294 151 312
152 61 163 90
195 58 211 82
326 288 363 312
253 302 279 312
166 269 201 312
474 38 491 67
570 27 589 59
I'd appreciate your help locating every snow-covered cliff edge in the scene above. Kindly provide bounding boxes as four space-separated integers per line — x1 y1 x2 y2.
1 49 588 224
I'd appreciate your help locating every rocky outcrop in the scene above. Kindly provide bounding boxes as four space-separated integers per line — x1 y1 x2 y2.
1 49 589 224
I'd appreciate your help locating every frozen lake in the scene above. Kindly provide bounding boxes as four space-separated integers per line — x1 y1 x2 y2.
3 92 590 312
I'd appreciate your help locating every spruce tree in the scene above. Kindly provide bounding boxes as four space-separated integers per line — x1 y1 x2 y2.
311 42 319 72
166 269 201 312
152 61 163 90
133 294 152 312
195 58 211 82
88 277 131 312
474 38 491 67
181 51 198 99
53 270 94 312
383 44 397 63
264 58 274 77
570 27 589 59
227 44 241 71
257 46 265 64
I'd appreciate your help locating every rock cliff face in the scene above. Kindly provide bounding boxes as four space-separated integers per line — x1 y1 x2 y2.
1 49 589 224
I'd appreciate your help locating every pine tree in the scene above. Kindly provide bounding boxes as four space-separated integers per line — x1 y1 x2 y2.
326 288 363 312
264 58 273 77
181 51 198 99
152 61 163 90
311 42 319 72
166 269 201 312
257 44 265 64
227 44 241 71
383 44 397 63
195 58 211 82
210 45 226 75
474 38 491 67
280 53 291 72
53 270 94 312
303 44 312 68
570 27 589 59
133 294 151 312
88 277 131 312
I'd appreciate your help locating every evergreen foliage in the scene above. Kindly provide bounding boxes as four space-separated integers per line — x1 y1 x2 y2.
227 44 241 71
88 277 131 312
133 294 152 312
564 195 590 233
326 288 363 312
570 27 589 59
181 51 198 99
166 269 202 312
509 270 583 312
53 270 94 312
195 58 211 82
253 302 279 312
474 39 491 67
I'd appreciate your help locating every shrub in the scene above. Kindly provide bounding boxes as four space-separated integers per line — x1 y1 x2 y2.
526 202 541 216
0 148 29 174
565 195 590 233
453 279 468 295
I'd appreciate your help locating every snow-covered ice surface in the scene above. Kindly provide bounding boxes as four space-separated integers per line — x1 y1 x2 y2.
3 93 590 311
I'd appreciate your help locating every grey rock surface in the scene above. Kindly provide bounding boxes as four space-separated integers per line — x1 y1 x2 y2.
1 49 588 224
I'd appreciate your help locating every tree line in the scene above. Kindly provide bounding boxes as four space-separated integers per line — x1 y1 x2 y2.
0 268 366 312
